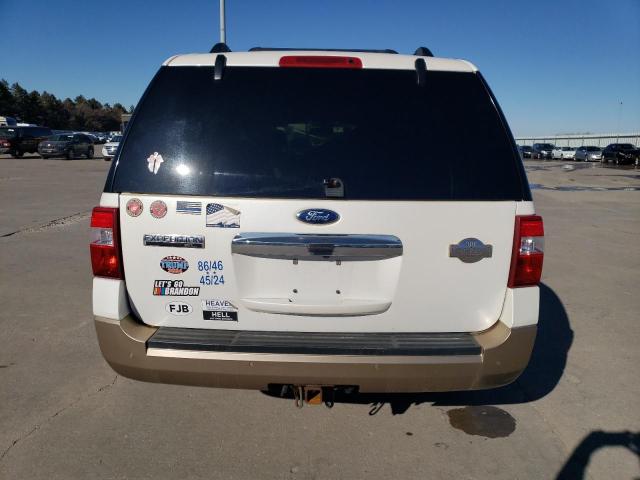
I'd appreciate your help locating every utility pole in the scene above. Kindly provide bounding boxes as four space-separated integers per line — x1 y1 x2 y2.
220 0 226 44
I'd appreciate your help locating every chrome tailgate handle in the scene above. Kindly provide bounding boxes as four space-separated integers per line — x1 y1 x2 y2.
231 233 402 261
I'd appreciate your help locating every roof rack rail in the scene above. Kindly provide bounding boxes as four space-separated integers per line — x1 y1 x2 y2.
414 47 434 57
249 47 398 54
210 43 231 53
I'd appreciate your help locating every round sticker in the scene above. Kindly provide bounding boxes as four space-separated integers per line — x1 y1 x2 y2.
160 256 189 274
150 200 167 219
125 198 143 217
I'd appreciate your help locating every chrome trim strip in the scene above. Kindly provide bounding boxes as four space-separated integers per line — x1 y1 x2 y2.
231 233 402 261
147 349 480 365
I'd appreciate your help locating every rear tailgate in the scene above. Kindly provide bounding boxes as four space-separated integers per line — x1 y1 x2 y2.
120 194 515 332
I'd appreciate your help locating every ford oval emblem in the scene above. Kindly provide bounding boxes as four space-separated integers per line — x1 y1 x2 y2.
296 209 340 225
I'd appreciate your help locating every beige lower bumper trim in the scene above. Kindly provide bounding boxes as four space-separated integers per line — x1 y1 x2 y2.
94 315 536 393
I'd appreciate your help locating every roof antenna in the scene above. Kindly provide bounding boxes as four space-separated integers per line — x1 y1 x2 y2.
210 0 231 54
219 0 226 44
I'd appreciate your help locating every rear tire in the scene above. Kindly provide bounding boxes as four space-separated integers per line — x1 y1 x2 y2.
10 150 23 158
66 149 74 160
86 147 94 159
41 155 50 159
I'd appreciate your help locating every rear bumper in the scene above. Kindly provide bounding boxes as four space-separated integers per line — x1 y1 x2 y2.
94 315 536 393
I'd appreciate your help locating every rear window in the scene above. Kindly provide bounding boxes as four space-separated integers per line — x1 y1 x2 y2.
108 66 529 200
0 128 18 138
51 134 73 141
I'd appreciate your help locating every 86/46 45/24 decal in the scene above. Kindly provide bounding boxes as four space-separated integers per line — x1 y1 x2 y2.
198 260 225 286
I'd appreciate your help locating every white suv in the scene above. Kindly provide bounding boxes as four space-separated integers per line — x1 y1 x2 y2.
91 47 544 400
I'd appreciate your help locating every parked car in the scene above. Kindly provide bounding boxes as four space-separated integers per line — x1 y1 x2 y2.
517 145 532 159
532 143 555 159
553 146 576 160
82 133 99 144
107 131 122 142
602 143 640 166
101 135 122 161
91 47 543 398
38 133 95 159
0 126 53 157
574 146 602 162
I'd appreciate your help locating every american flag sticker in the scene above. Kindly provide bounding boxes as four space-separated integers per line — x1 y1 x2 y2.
176 201 202 215
206 203 240 228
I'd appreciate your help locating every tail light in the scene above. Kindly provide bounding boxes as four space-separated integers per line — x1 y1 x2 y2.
279 55 363 69
90 207 123 279
508 215 544 288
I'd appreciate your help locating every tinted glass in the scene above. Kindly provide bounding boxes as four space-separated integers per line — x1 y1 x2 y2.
585 146 601 151
52 134 73 141
0 128 17 138
109 66 528 200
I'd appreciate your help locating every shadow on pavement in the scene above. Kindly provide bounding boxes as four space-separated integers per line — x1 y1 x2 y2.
262 283 573 415
555 430 640 480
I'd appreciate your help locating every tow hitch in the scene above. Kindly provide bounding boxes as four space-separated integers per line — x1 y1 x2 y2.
270 384 356 408
293 385 329 408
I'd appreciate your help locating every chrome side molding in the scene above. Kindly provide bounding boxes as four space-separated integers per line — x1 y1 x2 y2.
231 233 403 261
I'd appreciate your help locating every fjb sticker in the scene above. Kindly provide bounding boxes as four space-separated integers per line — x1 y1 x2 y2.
166 301 193 316
147 152 164 174
160 256 189 274
153 280 200 296
126 198 143 217
202 299 238 321
150 200 167 219
206 203 240 228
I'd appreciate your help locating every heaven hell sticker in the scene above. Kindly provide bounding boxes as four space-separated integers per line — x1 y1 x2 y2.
206 203 240 228
202 299 238 321
153 280 200 296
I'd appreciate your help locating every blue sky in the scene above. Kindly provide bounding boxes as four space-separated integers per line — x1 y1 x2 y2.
1 0 639 136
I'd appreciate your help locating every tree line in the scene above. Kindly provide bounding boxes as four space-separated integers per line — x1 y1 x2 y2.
0 79 134 132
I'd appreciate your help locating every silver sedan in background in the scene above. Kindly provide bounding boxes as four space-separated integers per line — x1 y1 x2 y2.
574 146 602 162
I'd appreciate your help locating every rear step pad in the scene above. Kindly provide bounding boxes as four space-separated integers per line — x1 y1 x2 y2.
147 328 481 356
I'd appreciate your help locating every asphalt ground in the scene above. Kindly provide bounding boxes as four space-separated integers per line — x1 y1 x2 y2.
0 156 638 479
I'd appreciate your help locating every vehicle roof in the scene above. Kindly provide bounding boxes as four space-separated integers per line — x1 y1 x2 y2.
163 50 478 73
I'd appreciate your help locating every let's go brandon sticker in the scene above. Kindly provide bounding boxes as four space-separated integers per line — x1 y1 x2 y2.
153 280 200 296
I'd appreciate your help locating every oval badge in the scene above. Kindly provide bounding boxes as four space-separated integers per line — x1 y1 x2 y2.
165 301 193 316
296 209 340 225
160 255 189 274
